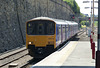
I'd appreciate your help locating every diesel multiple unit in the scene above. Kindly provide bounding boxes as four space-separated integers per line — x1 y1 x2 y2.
26 17 78 58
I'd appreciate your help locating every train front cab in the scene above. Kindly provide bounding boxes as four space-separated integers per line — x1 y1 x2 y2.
26 20 56 58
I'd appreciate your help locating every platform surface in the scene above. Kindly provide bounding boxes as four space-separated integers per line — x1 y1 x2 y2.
31 41 96 68
61 41 95 68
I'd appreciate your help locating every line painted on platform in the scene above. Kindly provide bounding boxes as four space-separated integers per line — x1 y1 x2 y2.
56 41 78 66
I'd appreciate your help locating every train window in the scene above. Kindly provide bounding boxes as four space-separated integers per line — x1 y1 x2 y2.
27 22 35 35
63 26 65 32
46 22 55 35
36 23 45 35
57 26 59 35
66 26 68 31
58 26 61 32
64 26 65 28
59 27 61 29
27 20 55 35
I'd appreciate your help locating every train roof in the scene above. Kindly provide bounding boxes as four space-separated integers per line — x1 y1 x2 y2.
30 17 78 25
33 17 53 20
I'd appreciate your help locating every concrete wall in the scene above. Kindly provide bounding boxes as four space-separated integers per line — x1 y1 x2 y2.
0 0 74 53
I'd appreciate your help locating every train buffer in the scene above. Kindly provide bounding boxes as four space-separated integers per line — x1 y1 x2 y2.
30 41 96 68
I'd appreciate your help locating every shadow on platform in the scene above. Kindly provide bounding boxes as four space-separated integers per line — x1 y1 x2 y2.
61 66 95 68
30 66 95 68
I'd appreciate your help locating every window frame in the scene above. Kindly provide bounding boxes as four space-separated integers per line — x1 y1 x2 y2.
26 20 55 35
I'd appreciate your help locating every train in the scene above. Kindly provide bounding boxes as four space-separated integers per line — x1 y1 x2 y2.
26 17 78 58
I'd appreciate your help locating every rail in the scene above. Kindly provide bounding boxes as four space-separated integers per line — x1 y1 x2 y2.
0 47 28 68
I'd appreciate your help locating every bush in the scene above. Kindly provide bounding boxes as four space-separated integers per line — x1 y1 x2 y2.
63 0 80 14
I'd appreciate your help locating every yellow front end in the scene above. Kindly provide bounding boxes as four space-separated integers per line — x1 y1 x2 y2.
26 35 56 48
26 19 56 58
26 34 56 58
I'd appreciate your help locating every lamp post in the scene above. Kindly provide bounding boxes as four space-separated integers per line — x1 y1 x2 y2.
90 1 93 35
92 0 94 42
83 0 98 59
83 1 92 35
83 0 98 39
96 0 100 68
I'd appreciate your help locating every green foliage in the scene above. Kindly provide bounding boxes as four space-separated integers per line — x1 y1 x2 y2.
80 21 98 27
94 21 98 27
80 21 85 25
80 21 90 26
63 0 80 14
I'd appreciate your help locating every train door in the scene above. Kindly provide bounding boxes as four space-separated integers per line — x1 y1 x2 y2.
65 25 67 40
68 24 70 39
70 25 72 37
62 25 65 42
66 25 68 40
61 25 63 43
73 25 74 36
71 25 72 37
56 25 61 47
65 25 68 40
69 25 71 38
59 25 61 44
72 25 73 36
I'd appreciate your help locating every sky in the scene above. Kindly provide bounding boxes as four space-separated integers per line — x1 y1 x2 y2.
75 0 98 16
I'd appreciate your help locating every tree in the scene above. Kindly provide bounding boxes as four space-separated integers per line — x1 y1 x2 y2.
63 0 80 14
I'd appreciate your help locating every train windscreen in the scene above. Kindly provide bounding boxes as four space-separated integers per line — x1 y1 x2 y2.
27 20 55 35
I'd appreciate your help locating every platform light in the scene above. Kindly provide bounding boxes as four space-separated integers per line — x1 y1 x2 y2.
91 1 98 3
85 7 90 9
83 1 90 3
85 7 98 9
83 1 98 3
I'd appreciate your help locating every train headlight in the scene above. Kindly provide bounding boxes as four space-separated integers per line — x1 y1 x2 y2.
29 42 32 45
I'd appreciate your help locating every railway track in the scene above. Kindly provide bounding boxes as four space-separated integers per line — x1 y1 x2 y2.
77 29 85 36
0 47 33 68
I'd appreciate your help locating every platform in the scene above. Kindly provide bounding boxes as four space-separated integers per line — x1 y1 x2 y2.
31 41 96 68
